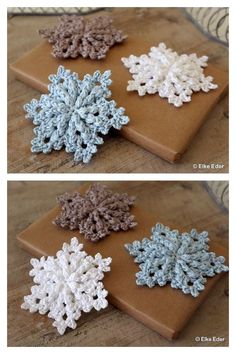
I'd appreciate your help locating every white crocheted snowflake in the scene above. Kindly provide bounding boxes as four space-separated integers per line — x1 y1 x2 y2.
125 223 228 297
122 42 218 107
21 237 112 335
24 66 129 163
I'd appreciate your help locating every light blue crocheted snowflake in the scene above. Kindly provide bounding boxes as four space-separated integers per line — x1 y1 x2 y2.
125 223 228 297
24 66 129 163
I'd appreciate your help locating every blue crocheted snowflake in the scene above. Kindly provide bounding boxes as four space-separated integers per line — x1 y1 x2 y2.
24 66 129 163
125 223 228 297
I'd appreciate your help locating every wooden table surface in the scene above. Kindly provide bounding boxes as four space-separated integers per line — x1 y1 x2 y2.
8 8 228 173
8 181 228 346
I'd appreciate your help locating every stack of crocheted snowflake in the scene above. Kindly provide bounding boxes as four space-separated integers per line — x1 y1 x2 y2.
21 237 112 335
53 183 137 242
122 42 218 107
39 15 127 59
24 66 129 163
125 223 228 297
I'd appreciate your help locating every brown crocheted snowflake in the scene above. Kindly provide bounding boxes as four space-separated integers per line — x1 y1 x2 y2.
39 15 127 59
53 184 137 241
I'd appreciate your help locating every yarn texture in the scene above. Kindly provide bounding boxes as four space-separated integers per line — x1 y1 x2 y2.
125 223 228 297
24 66 129 163
53 183 137 242
21 237 112 335
39 15 127 59
122 42 218 107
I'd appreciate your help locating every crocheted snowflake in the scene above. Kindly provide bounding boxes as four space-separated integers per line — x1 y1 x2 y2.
21 237 112 335
53 183 137 242
39 15 127 59
24 66 129 163
122 42 218 107
125 223 228 297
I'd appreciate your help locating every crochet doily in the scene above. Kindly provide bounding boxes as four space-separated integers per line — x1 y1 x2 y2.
39 15 127 59
53 183 137 242
21 237 112 335
122 42 218 107
125 223 228 297
24 66 129 163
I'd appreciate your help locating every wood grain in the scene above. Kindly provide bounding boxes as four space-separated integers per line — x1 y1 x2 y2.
7 8 229 173
8 181 228 346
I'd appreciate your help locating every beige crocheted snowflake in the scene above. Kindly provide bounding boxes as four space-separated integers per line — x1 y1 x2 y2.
39 15 127 59
53 184 137 241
